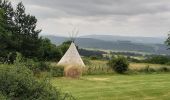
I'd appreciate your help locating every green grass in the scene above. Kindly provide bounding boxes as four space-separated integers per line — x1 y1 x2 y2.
51 73 170 100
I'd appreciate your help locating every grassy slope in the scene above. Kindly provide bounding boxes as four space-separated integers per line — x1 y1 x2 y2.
52 73 170 100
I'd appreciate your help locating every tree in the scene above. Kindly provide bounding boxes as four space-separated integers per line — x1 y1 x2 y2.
14 2 41 58
166 33 170 47
38 38 62 61
0 0 21 63
58 40 72 55
0 9 14 62
0 1 62 62
0 9 9 50
108 56 129 74
1 0 21 54
0 0 14 30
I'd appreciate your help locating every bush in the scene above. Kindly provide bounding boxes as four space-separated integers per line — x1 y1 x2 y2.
108 56 129 74
37 61 51 71
17 58 51 74
50 66 64 77
0 64 61 100
0 92 8 100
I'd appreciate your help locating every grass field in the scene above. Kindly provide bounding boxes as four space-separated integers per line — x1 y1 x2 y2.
52 73 170 100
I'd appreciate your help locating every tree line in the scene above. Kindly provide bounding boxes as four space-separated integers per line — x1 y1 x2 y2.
0 0 70 63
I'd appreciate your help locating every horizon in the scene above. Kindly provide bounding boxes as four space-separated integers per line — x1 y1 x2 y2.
11 0 170 38
41 33 167 38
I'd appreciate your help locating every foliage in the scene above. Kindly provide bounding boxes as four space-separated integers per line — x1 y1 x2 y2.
58 40 72 55
50 66 64 77
38 38 62 61
165 33 170 47
14 2 41 58
144 55 170 65
0 9 13 63
108 56 129 73
0 1 62 62
0 64 61 100
0 92 8 100
20 59 51 74
79 48 105 58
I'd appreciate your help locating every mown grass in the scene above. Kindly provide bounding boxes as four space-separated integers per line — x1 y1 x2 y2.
52 73 170 100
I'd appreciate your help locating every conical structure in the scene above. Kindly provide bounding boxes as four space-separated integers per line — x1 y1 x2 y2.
58 42 85 67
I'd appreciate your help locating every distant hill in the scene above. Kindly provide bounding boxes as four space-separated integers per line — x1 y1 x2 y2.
43 35 170 55
80 35 166 44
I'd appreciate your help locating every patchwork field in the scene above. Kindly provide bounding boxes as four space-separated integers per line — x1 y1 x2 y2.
52 73 170 100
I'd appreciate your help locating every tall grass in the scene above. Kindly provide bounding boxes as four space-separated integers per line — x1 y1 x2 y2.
83 60 170 75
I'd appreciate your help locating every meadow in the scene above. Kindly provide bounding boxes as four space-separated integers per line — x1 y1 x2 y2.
52 73 170 100
50 60 170 100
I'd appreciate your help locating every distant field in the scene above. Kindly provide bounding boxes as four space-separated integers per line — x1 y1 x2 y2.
52 73 170 100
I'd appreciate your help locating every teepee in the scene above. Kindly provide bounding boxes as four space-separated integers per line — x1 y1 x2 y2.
58 28 85 67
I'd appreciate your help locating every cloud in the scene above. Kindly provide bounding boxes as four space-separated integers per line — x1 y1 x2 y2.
11 0 170 37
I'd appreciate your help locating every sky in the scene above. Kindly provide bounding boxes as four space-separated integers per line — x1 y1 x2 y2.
11 0 170 37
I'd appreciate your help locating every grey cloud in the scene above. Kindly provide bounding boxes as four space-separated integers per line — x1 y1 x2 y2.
11 0 170 37
13 0 170 18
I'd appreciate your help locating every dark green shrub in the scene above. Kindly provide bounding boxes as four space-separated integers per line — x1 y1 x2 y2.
51 66 64 77
0 64 61 100
108 56 129 74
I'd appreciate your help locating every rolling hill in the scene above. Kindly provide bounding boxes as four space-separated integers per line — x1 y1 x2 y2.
80 35 166 44
44 35 170 55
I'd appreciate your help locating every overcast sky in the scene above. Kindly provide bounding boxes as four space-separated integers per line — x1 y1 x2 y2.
11 0 170 37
